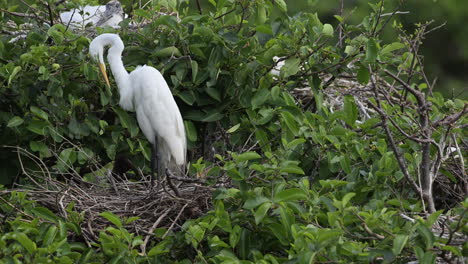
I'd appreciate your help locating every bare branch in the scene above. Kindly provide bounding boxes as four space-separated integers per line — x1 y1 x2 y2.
433 104 468 128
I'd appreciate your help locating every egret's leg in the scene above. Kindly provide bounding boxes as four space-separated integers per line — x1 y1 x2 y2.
150 138 157 186
155 136 163 182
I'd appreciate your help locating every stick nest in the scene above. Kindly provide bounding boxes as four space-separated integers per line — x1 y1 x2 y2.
8 146 215 245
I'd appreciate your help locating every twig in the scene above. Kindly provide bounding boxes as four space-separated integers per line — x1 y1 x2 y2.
0 195 35 219
215 6 237 20
432 104 468 128
337 0 344 48
236 2 246 33
399 213 416 223
141 209 170 253
43 0 55 26
162 203 189 239
0 9 38 18
371 0 385 37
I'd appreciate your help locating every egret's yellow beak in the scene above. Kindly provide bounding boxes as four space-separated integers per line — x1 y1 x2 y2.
98 63 111 88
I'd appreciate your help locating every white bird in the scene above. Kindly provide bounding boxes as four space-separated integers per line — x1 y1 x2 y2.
270 56 285 76
89 33 186 184
61 1 124 29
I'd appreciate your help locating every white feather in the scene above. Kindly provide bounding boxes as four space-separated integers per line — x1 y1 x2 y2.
89 34 186 180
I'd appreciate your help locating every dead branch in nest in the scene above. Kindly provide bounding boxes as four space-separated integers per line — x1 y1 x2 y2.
2 146 214 246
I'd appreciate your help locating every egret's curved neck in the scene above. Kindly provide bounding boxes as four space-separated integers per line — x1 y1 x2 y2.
107 44 129 91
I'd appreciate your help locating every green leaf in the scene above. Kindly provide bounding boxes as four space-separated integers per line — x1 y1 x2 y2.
317 229 342 244
58 220 67 239
208 235 229 249
393 235 409 255
243 196 270 210
286 138 306 149
205 86 221 101
43 226 58 246
281 58 301 77
30 106 49 121
184 120 197 142
201 111 223 122
380 42 405 55
148 240 171 256
340 155 352 174
138 140 150 161
280 111 299 135
357 65 370 84
279 206 295 235
229 225 241 248
254 202 271 225
100 212 123 228
8 66 21 86
154 46 182 57
251 88 270 109
256 24 273 35
343 95 358 126
275 0 287 12
274 188 308 202
191 60 198 82
7 116 24 127
366 38 379 63
227 123 240 133
426 210 443 227
417 225 434 249
178 91 196 105
32 207 60 223
280 165 305 175
134 9 151 19
268 223 289 246
341 192 355 208
345 45 357 56
235 152 261 162
77 148 94 164
271 86 281 100
322 24 334 37
114 107 138 137
215 201 231 232
14 232 37 254
334 15 344 22
27 120 49 135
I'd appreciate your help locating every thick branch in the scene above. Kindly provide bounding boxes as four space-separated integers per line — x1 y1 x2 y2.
433 104 468 128
384 69 426 106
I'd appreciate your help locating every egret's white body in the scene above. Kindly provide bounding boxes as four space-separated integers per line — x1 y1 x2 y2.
61 1 124 28
270 56 285 76
89 33 186 182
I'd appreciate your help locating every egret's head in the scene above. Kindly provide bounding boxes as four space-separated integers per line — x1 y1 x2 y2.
89 35 111 88
104 0 124 17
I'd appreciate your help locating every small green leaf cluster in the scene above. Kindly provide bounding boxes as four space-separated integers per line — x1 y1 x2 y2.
0 191 96 263
0 191 156 263
143 179 468 263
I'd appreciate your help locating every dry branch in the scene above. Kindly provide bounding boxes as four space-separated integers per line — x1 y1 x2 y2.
3 146 214 245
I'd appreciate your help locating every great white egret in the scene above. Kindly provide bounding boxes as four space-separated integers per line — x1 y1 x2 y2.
61 0 124 29
89 33 186 184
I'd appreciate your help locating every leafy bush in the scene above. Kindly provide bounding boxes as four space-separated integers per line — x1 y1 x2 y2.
0 0 466 263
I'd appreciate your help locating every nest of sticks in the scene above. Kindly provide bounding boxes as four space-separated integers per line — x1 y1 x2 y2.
7 146 216 247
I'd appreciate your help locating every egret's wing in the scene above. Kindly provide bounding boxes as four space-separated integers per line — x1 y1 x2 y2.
133 66 186 166
60 5 105 27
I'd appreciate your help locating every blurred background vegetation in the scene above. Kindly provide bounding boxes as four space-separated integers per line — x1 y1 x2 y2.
189 0 466 99
286 0 468 99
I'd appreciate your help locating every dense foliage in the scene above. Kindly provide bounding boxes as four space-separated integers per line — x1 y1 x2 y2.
0 0 466 263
